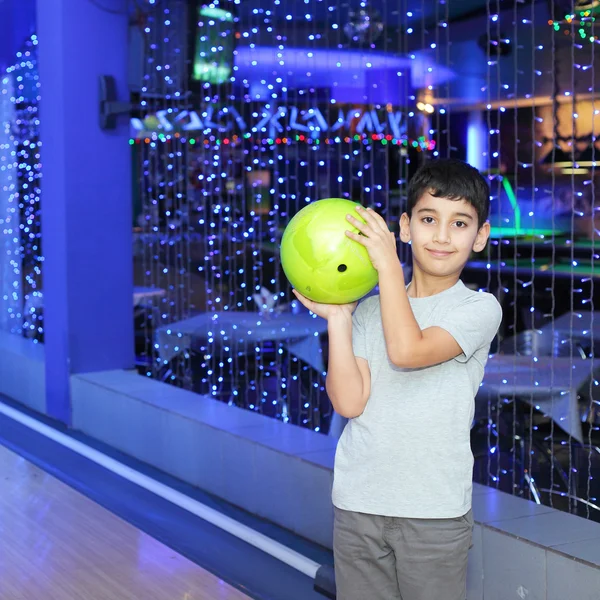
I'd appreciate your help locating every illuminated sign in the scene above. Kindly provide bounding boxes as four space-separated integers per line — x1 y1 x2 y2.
131 105 409 139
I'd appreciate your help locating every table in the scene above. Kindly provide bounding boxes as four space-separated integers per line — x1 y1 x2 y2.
466 258 600 280
155 310 328 374
482 232 600 263
540 311 600 342
476 355 600 443
133 286 166 306
498 328 587 359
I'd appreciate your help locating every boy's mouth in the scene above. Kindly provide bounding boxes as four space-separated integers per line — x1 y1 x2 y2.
426 249 454 258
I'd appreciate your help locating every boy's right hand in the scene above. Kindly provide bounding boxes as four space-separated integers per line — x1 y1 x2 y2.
292 289 357 321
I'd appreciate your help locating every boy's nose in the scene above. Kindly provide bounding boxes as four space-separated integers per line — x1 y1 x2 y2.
433 226 451 243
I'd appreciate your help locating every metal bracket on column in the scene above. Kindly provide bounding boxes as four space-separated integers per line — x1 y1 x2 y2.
99 75 134 130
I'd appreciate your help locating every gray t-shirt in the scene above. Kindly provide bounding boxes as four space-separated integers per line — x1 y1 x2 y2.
332 280 503 519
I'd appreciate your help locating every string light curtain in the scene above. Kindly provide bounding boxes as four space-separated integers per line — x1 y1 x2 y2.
443 0 600 521
0 36 42 341
138 0 425 433
133 0 194 390
137 0 600 519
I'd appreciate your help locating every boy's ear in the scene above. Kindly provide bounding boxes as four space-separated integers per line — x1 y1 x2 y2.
400 213 411 243
473 222 491 253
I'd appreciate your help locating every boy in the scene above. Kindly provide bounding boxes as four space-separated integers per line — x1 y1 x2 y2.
293 159 502 600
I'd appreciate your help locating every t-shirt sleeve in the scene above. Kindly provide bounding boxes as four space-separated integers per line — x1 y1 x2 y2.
431 293 502 363
352 297 372 360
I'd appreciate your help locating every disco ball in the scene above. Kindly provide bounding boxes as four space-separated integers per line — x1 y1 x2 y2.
343 8 384 44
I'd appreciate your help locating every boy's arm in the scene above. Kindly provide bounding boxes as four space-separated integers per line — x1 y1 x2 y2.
378 262 464 369
325 314 371 419
343 207 464 369
343 207 500 370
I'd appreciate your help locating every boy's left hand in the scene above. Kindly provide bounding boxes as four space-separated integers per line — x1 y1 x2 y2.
345 206 399 272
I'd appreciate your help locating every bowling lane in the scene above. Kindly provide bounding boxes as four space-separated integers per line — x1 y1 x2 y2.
0 443 252 600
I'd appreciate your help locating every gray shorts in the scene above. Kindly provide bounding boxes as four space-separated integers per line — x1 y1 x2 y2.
333 507 473 600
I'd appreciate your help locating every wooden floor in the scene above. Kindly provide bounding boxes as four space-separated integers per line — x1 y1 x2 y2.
0 443 252 600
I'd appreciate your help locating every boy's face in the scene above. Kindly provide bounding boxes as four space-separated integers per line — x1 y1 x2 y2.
399 191 490 278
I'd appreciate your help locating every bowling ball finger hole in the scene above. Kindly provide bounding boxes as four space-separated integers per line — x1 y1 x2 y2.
337 264 348 273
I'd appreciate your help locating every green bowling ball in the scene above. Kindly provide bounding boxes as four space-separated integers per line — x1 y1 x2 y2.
280 198 378 304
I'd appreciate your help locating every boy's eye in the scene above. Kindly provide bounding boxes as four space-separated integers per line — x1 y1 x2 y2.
455 221 467 228
422 216 435 224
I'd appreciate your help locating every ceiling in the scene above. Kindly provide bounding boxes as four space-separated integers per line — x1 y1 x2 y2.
0 0 581 107
235 0 496 29
230 0 592 106
230 0 552 60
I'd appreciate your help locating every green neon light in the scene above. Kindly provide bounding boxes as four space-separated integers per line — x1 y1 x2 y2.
199 7 233 21
501 177 521 234
489 227 558 239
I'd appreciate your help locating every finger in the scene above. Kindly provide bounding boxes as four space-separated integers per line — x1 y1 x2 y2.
357 206 389 233
365 207 390 233
293 289 316 309
345 230 368 245
346 213 371 235
292 289 307 303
